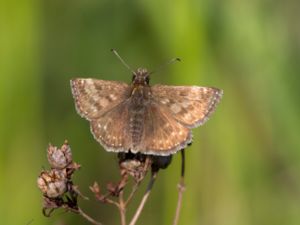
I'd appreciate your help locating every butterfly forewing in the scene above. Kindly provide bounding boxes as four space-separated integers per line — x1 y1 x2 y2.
135 102 192 155
151 85 223 128
70 79 131 120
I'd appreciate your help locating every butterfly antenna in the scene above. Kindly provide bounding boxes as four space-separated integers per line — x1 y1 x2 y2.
149 57 181 75
111 49 135 74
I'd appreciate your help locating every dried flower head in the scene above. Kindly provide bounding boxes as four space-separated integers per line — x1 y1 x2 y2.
118 152 151 182
120 159 145 181
37 169 67 198
47 140 72 169
42 195 63 212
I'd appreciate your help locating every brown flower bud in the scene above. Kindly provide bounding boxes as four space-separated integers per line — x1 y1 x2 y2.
90 182 100 194
47 140 72 169
120 159 146 182
37 169 67 198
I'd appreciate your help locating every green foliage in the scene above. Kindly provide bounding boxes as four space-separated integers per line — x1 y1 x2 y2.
0 0 299 224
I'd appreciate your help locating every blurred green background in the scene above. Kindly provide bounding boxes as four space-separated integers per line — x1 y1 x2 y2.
1 0 300 225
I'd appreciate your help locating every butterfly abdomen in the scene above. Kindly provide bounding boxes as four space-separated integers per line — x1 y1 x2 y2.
129 109 144 148
129 86 151 149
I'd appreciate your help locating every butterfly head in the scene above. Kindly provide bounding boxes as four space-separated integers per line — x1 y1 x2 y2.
132 68 150 86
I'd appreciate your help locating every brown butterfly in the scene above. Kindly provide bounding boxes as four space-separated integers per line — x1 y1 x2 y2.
70 52 223 156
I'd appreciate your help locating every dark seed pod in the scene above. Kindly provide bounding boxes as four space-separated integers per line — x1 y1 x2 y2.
151 155 173 172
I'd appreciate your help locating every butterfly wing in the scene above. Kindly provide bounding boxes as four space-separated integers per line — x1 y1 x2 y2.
134 102 192 155
70 78 131 120
151 85 223 128
89 101 132 152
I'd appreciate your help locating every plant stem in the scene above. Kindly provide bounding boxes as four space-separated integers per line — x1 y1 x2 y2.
77 207 103 225
119 190 127 225
172 150 186 225
125 155 151 207
129 172 157 225
172 178 185 225
125 182 140 206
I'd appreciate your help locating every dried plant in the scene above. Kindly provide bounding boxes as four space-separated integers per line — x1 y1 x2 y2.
37 141 186 225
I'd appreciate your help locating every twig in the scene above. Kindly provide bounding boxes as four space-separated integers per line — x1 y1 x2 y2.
172 178 185 225
119 190 127 225
103 196 120 208
125 182 140 206
172 150 186 225
67 207 103 225
117 168 129 225
129 172 158 225
72 185 89 200
125 156 151 207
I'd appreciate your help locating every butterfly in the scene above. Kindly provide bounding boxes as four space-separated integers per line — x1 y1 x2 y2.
71 66 222 156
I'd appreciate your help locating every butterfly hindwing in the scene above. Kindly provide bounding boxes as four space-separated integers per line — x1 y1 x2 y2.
70 78 131 120
90 101 131 152
151 85 223 128
134 102 191 155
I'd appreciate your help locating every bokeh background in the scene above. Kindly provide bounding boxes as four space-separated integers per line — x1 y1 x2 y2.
1 0 300 225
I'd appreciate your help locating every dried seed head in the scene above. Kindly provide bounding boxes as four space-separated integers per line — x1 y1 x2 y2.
90 182 100 194
120 159 148 182
119 152 151 182
65 162 81 178
47 140 72 169
120 159 144 179
37 169 67 198
42 196 62 211
106 182 119 196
